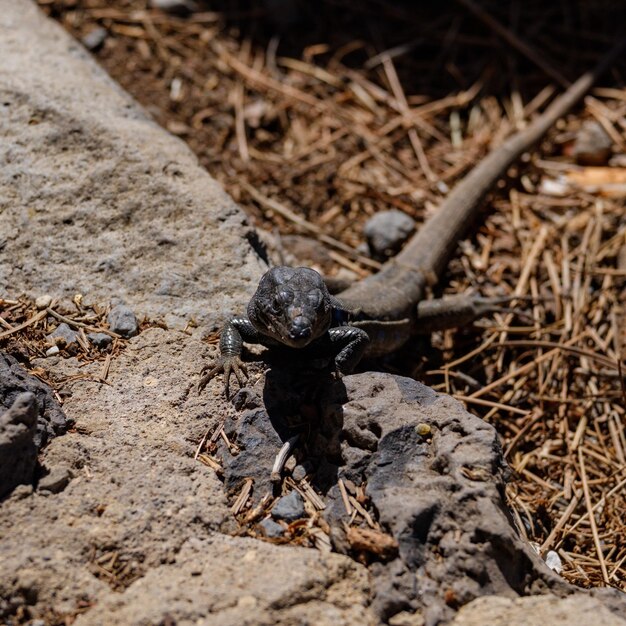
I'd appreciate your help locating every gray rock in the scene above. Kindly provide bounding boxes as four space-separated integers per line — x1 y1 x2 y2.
388 611 425 626
0 352 71 448
451 595 626 626
87 332 112 349
221 405 286 498
216 370 626 625
332 373 558 624
73 535 370 625
1 1 262 330
108 304 138 338
258 518 285 538
363 210 416 259
271 491 305 522
81 27 107 51
149 0 198 15
0 392 38 498
47 322 78 347
8 484 34 500
573 120 612 166
38 466 71 494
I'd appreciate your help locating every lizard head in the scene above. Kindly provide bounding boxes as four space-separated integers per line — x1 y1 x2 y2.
248 266 333 348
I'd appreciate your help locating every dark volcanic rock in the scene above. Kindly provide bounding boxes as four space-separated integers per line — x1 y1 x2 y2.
220 403 285 499
216 370 626 625
326 373 569 624
219 365 339 499
0 392 38 498
0 352 72 448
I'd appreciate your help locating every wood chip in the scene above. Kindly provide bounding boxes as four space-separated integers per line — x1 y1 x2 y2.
345 526 399 559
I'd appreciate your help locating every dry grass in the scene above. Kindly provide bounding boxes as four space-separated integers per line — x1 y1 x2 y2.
34 0 626 591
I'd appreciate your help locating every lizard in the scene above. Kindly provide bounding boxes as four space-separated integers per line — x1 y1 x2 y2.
199 41 624 397
197 265 519 395
199 266 370 395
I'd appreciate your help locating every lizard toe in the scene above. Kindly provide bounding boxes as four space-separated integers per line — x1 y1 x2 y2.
198 363 220 392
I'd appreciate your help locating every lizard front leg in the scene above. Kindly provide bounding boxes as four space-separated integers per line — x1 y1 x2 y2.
327 326 370 374
198 316 262 396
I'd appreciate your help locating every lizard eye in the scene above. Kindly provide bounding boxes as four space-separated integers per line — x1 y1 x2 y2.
270 288 293 315
307 291 322 308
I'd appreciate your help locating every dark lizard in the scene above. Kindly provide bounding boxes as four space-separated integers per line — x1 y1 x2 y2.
199 43 624 396
198 266 528 394
199 266 370 395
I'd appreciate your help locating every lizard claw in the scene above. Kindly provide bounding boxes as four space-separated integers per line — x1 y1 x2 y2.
198 356 248 396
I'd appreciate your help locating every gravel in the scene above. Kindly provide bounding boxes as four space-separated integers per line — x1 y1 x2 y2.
258 518 285 538
47 322 79 347
87 332 113 349
363 210 416 259
107 304 138 338
271 491 305 522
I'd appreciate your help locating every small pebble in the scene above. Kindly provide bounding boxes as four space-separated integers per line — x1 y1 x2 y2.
545 550 563 574
38 467 71 494
258 518 284 539
87 332 113 349
537 177 569 197
45 346 60 357
47 323 78 347
35 295 52 310
572 120 612 166
363 210 416 259
108 304 138 338
292 464 308 482
271 491 305 522
81 27 107 51
149 0 197 15
416 423 431 437
356 242 370 256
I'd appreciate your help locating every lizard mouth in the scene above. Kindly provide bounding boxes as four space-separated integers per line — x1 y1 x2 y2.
284 317 313 346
